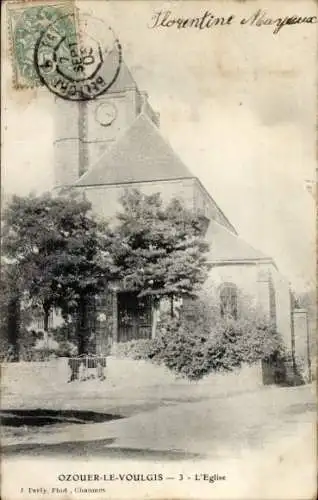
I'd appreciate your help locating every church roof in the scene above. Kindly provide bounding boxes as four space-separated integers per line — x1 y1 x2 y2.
205 219 271 263
108 60 138 93
76 113 194 186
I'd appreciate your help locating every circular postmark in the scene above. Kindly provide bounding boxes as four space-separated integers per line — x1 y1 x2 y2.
34 13 122 100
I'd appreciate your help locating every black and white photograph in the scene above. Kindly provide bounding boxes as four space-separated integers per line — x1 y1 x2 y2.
1 1 317 498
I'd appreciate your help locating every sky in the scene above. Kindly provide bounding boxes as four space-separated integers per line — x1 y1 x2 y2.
2 0 317 292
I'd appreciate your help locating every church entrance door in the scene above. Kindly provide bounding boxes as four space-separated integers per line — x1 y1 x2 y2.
117 292 152 342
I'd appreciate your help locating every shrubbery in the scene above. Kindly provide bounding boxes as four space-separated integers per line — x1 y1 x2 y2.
50 324 78 357
155 317 284 380
110 338 159 360
110 299 286 381
1 325 78 362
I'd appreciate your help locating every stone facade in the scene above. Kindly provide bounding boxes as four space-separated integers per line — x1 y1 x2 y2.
53 54 310 383
72 177 234 231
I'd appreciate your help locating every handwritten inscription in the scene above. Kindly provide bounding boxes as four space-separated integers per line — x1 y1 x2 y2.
149 9 317 34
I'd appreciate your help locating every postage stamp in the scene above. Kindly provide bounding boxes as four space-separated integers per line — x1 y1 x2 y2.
35 13 122 100
7 0 122 100
6 0 75 89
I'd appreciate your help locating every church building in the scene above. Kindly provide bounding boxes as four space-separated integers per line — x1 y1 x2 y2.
53 56 309 380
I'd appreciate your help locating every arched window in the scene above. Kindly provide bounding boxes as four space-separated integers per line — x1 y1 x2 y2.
220 283 238 319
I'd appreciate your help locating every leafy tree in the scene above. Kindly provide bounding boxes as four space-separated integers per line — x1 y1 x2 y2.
0 259 38 361
111 189 210 334
2 192 116 354
0 261 21 360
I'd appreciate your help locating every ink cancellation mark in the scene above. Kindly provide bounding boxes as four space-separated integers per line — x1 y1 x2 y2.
34 13 122 101
7 1 74 89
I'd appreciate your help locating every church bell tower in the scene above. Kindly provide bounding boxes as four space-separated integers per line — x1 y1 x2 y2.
53 60 160 187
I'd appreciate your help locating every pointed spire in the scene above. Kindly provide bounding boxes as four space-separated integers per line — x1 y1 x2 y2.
108 60 138 93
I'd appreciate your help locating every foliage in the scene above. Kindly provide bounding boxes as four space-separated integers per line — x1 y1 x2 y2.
50 323 77 345
0 265 12 356
155 316 284 380
0 261 34 360
110 296 286 381
1 189 210 356
2 192 118 354
3 193 101 313
49 324 78 357
110 338 158 360
0 328 41 362
19 331 54 361
111 189 211 319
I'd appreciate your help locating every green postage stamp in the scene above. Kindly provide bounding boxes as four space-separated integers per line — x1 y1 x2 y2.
6 0 75 88
6 0 122 99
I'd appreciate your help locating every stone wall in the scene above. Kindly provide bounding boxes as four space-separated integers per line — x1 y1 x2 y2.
203 262 260 316
1 359 264 400
203 261 293 347
292 309 310 367
193 181 234 231
73 177 234 233
271 268 293 349
74 178 198 222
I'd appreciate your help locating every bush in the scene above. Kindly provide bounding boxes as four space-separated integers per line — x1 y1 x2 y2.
110 338 159 360
18 329 42 361
145 317 283 380
0 332 10 361
152 319 218 380
108 315 285 381
50 324 78 357
17 326 77 361
108 295 287 381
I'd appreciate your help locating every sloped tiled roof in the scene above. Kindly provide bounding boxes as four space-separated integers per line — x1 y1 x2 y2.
76 113 194 186
108 60 138 93
205 219 270 263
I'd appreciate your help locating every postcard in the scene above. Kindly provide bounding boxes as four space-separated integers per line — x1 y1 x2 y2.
1 0 316 499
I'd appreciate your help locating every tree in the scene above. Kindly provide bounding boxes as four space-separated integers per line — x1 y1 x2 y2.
111 189 211 335
0 261 21 360
2 192 117 354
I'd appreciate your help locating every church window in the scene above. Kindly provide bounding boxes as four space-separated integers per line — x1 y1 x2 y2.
220 283 238 319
